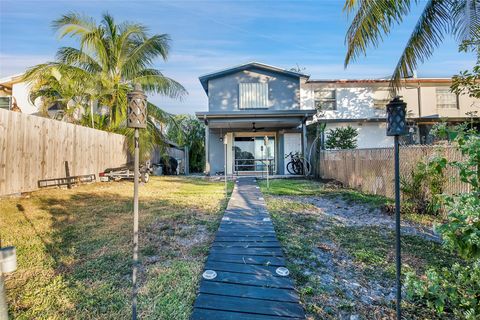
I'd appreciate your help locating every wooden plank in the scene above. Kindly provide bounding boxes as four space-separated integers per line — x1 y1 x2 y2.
209 247 283 256
204 261 279 276
208 254 286 266
219 224 275 230
216 231 276 237
203 271 294 289
199 281 299 302
191 308 304 320
194 293 304 318
215 236 278 242
212 241 281 248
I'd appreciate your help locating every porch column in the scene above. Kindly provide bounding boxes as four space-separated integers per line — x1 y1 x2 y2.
302 119 307 176
205 122 210 175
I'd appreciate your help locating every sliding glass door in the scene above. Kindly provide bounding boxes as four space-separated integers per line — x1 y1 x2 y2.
234 135 275 173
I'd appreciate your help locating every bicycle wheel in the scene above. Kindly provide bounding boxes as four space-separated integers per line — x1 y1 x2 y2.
286 161 296 175
292 161 304 175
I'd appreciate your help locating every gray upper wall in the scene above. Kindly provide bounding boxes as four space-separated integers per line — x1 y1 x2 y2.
207 67 300 112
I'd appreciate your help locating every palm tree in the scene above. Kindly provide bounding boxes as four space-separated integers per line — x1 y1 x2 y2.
24 12 186 158
24 63 92 121
344 0 480 90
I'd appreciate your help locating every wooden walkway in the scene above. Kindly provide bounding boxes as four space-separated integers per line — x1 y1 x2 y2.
191 177 305 319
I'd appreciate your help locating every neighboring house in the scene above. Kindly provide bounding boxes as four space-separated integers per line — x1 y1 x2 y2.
304 78 480 147
0 74 41 114
0 74 84 120
196 62 316 176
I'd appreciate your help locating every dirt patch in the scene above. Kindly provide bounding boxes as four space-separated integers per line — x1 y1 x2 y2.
276 195 441 242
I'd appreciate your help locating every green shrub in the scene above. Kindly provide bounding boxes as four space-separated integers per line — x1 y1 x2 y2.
325 126 358 149
400 157 446 216
405 261 480 319
405 123 480 319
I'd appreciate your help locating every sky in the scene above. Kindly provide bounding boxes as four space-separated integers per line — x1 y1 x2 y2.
0 0 476 114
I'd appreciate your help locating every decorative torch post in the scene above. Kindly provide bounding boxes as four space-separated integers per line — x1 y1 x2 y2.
127 84 147 320
1 246 17 320
386 97 407 320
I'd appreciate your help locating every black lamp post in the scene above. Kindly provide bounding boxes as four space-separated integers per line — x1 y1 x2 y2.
127 83 147 320
386 97 407 320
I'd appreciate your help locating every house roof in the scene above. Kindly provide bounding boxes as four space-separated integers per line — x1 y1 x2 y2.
306 78 452 84
0 73 25 88
196 109 316 120
199 62 309 94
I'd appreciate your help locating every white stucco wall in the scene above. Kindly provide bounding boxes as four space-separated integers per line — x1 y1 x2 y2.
325 122 393 149
301 83 386 119
301 80 480 120
12 82 39 114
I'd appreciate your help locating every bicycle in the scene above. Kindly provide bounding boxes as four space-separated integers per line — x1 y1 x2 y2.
285 152 311 175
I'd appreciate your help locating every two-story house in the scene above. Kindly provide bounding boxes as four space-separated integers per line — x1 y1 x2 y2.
197 62 479 175
305 78 480 146
196 62 316 176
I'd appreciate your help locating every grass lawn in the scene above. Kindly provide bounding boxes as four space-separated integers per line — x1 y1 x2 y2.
259 179 459 319
259 179 439 226
2 176 233 320
259 179 390 207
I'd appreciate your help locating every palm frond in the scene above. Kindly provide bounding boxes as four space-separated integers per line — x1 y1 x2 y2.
390 0 451 91
344 0 413 67
452 0 480 41
56 47 102 73
121 34 170 79
134 69 187 98
52 12 96 39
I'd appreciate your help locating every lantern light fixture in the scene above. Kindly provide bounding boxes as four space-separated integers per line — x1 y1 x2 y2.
127 83 147 129
386 97 408 136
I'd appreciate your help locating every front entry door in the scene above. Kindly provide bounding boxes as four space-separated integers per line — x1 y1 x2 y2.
283 133 301 175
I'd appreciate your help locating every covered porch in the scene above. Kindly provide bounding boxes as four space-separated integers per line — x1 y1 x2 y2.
196 110 316 176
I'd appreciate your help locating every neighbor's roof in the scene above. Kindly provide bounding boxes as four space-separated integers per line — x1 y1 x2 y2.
306 78 452 84
199 62 310 94
0 73 25 87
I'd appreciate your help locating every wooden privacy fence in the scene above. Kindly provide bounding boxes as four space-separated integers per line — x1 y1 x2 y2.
0 109 128 196
317 145 469 198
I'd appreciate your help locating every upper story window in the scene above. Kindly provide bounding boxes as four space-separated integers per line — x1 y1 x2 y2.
0 96 12 110
314 89 336 110
239 83 268 109
436 88 458 109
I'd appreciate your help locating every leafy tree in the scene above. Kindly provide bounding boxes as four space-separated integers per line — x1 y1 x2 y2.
166 114 205 173
344 0 480 89
325 126 358 149
23 12 186 159
451 40 480 118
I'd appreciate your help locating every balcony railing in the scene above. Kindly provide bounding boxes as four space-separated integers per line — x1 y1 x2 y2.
234 158 274 175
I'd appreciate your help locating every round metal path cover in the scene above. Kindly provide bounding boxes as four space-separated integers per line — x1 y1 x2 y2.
276 267 290 276
202 270 217 280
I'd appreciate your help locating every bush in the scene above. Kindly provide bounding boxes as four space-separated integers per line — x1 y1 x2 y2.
405 123 480 319
405 261 480 319
325 126 358 149
400 158 446 216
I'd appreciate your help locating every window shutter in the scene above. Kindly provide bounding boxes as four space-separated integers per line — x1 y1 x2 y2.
239 83 268 109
